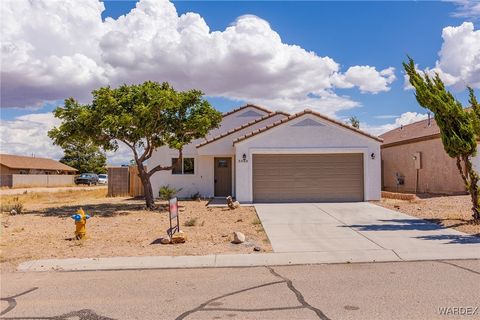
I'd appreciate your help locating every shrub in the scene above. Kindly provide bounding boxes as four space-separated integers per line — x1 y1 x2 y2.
1 197 24 215
190 192 201 201
184 217 198 227
159 185 182 200
252 217 261 225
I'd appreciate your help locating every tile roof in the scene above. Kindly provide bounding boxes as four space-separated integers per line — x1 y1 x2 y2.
197 111 289 148
379 116 440 147
233 109 383 144
0 154 77 172
222 104 274 117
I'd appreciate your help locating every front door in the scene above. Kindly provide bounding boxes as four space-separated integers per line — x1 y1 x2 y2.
214 157 232 197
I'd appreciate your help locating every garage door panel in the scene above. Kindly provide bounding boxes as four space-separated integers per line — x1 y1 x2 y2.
253 154 364 202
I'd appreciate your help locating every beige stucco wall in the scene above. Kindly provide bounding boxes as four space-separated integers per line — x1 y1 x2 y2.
10 174 75 188
381 138 466 194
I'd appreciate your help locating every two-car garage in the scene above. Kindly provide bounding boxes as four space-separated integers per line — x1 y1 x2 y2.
252 153 364 203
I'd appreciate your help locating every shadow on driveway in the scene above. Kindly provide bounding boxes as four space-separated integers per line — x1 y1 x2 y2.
343 219 480 244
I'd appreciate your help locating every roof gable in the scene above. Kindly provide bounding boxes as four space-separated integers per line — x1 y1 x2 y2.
222 104 272 117
291 118 325 127
197 112 289 148
233 109 383 144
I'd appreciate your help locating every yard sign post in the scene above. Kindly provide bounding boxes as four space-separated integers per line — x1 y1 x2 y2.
168 197 180 239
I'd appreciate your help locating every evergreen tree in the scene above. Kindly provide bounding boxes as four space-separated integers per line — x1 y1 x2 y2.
404 57 480 222
349 116 360 129
60 140 107 174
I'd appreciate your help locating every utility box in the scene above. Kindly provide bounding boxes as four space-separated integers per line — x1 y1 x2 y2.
413 152 422 170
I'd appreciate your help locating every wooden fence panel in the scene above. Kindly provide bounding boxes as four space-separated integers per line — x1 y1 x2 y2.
107 167 129 197
129 166 145 197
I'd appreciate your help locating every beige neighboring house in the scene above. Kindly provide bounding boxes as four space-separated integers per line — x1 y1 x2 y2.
380 116 474 194
0 154 77 188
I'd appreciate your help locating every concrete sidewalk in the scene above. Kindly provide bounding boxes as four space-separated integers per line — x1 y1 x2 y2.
17 247 480 272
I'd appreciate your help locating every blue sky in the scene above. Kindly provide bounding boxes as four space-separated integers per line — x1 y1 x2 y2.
1 0 479 163
103 0 477 127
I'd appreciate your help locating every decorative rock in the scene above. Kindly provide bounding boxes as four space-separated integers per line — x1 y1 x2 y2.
160 238 171 245
253 246 261 252
232 231 245 244
171 231 187 244
226 196 240 210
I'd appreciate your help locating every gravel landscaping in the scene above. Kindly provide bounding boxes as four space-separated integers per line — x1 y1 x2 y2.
0 189 271 272
374 194 480 235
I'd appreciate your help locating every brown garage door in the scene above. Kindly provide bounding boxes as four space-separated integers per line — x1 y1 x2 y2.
253 153 364 202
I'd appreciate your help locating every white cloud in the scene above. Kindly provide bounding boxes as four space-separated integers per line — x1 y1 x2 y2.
333 66 396 94
409 22 480 89
0 112 132 165
0 113 63 159
1 0 395 114
362 112 429 136
449 0 480 19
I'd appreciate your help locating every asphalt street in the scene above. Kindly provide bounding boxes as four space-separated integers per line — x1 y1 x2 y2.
1 260 479 320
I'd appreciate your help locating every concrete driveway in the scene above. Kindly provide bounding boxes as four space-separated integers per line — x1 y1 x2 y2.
255 202 480 260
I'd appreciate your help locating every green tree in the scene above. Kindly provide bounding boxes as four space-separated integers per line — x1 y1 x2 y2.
404 57 480 222
349 116 360 129
60 140 107 174
48 81 222 209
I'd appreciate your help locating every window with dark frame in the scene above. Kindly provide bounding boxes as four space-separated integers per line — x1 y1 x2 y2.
171 158 182 175
171 158 195 175
183 158 194 174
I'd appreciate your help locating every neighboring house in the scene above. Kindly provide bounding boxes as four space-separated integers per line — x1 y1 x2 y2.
149 104 382 203
0 154 77 175
0 154 77 188
380 116 477 194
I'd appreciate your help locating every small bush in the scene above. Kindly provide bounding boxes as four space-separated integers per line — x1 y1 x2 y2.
190 192 201 201
252 217 261 225
184 217 198 227
159 185 182 200
1 197 24 215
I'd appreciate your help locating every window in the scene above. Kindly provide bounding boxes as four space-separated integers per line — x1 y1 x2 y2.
172 158 195 175
218 159 228 168
183 158 194 174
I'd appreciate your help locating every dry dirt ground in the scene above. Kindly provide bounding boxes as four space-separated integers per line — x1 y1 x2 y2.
374 194 480 235
0 189 271 272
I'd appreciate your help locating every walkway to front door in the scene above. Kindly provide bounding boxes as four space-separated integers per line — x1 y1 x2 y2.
214 157 232 197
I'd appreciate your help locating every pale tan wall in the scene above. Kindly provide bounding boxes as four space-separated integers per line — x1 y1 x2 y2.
381 138 465 194
11 174 75 187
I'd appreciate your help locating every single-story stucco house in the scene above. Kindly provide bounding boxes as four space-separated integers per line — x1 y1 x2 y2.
380 116 479 194
0 154 77 188
149 104 382 203
0 154 77 175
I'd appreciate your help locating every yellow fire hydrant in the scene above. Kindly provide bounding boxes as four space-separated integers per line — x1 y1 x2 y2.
71 208 90 240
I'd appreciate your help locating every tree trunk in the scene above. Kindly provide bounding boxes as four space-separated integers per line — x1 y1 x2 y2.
456 156 480 222
137 164 156 210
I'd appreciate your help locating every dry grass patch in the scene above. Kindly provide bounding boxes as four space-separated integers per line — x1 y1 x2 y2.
0 191 271 272
373 194 480 235
0 188 108 212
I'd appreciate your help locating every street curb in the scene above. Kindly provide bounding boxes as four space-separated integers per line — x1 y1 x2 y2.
16 248 480 272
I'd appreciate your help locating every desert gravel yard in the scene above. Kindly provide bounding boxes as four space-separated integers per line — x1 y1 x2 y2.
0 189 271 272
374 194 480 235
